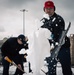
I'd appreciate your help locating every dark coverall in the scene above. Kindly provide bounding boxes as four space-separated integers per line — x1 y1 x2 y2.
41 13 72 75
1 37 28 75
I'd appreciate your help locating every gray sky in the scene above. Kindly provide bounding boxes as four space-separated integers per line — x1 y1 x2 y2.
0 0 74 39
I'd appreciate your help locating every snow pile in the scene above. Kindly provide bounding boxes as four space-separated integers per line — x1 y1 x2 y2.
27 28 51 75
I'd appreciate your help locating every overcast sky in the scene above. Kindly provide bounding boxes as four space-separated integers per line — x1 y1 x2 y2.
0 0 74 39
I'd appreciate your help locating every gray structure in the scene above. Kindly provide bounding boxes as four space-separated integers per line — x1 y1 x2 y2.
70 34 74 65
0 37 8 64
0 40 3 64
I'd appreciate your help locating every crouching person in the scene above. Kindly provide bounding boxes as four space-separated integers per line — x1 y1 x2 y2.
1 34 28 75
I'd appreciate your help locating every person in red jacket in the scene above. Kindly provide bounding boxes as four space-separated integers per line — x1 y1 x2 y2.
1 34 28 75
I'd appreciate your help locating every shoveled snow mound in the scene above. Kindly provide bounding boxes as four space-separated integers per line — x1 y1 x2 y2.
27 28 52 75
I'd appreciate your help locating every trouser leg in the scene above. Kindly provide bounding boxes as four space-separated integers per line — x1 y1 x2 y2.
58 47 72 75
14 62 24 75
2 57 10 75
45 57 57 75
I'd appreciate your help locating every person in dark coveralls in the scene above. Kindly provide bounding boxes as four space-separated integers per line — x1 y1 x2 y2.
41 1 72 75
1 34 28 75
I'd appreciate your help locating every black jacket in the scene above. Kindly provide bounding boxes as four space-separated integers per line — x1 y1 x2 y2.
41 13 65 42
41 13 70 48
1 37 28 64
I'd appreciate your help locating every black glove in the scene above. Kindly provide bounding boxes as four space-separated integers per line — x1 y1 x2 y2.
41 18 53 31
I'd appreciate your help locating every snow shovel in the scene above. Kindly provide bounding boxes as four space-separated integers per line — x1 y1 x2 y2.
4 56 26 73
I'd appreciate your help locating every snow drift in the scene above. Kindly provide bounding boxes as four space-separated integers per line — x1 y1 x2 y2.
28 28 51 75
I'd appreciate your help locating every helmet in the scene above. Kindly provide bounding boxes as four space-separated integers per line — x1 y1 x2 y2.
17 34 26 44
44 1 54 8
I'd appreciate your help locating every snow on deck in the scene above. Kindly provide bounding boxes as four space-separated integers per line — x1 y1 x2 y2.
0 63 74 75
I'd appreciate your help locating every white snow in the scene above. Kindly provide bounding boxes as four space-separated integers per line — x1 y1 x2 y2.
0 63 74 75
27 28 51 75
